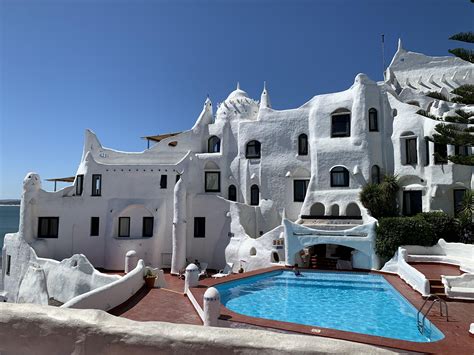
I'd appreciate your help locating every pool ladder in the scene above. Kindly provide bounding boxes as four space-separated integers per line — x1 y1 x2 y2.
417 295 448 336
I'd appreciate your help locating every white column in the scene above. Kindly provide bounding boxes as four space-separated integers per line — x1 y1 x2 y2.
203 287 220 327
171 178 187 275
124 250 137 274
184 263 199 293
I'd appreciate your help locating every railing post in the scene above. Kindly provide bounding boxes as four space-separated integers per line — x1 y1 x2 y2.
203 287 220 327
184 263 199 293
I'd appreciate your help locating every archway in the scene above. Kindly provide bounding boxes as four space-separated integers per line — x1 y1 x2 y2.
346 203 361 217
310 202 325 216
330 204 339 216
297 244 355 270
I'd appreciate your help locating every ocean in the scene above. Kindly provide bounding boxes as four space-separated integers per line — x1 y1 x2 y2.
0 205 20 249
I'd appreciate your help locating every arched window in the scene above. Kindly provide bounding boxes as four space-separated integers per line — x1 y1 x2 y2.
246 140 261 159
330 167 349 187
228 185 237 201
331 108 351 137
250 185 259 206
371 165 381 184
298 134 308 155
208 136 221 153
369 108 378 132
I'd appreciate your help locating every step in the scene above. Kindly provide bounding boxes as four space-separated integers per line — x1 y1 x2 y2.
430 285 445 293
428 279 443 286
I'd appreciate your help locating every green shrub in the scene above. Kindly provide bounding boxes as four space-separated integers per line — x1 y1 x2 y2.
360 175 399 218
426 91 449 101
376 217 435 260
416 212 460 243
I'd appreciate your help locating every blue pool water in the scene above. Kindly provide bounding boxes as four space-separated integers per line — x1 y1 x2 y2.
216 270 444 343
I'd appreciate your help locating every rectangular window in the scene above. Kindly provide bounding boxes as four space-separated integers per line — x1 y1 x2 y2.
403 191 422 216
38 217 59 238
118 217 130 237
194 217 205 238
205 172 221 192
160 175 167 189
455 145 469 157
176 174 181 183
91 174 102 196
76 175 84 196
434 143 448 164
142 217 154 237
331 114 351 137
294 180 310 202
90 217 100 236
405 138 418 165
453 189 466 217
424 138 430 166
6 255 11 276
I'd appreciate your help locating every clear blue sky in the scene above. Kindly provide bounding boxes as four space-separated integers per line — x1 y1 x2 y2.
0 0 472 199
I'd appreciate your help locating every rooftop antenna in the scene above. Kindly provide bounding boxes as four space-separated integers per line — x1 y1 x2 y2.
381 34 386 80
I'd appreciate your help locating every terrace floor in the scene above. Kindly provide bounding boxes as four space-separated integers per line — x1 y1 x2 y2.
409 262 463 279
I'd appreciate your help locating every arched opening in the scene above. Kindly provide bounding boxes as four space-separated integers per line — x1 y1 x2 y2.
250 247 257 256
272 251 280 263
330 166 349 187
310 202 325 216
298 134 308 155
250 185 259 206
228 185 237 201
245 140 261 159
368 108 378 132
346 203 361 217
331 204 340 216
371 165 381 184
298 244 355 270
331 108 351 137
208 136 221 153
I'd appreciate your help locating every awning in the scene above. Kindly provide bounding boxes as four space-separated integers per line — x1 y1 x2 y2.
46 177 75 183
141 132 182 143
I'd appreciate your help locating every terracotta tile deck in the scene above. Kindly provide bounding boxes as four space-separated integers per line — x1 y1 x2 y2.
409 262 463 279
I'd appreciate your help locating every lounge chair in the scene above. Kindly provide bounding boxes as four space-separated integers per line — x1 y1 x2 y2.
198 262 208 279
212 263 234 278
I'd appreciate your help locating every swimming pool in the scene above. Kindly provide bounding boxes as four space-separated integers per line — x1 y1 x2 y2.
215 270 444 343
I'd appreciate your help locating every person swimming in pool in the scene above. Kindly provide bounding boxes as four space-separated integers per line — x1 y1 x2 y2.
293 264 302 276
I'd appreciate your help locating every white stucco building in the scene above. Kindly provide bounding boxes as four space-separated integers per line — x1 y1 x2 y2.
1 41 473 302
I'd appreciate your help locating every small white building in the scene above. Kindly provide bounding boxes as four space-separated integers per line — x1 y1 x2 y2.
1 41 473 302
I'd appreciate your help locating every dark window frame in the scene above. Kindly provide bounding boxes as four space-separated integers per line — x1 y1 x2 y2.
176 174 181 183
91 174 102 196
208 136 221 153
330 167 350 187
38 217 59 238
293 179 310 202
455 145 469 157
250 185 260 206
371 165 381 184
6 255 11 276
405 138 418 165
245 140 261 159
142 217 154 237
160 175 168 189
118 217 130 238
453 189 466 217
331 113 351 138
228 184 237 201
90 217 100 236
434 143 448 165
298 134 308 155
368 108 378 132
76 175 84 196
424 138 430 166
205 171 221 192
403 191 423 216
194 217 206 238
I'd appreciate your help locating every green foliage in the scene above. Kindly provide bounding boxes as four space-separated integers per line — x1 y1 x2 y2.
416 212 460 243
451 84 474 105
458 190 474 244
416 109 440 120
444 109 474 124
375 217 435 259
426 91 449 101
359 175 399 218
449 31 474 43
448 48 474 63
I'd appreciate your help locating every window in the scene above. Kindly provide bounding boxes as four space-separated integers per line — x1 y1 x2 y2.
405 138 418 165
38 217 59 238
434 143 448 164
6 255 11 276
250 185 259 206
245 140 261 159
454 189 466 217
176 174 181 183
371 165 381 184
118 217 130 237
90 217 99 236
294 180 309 202
369 108 378 131
330 167 349 187
194 217 205 238
298 134 308 155
91 174 102 196
228 185 237 201
403 191 422 216
205 172 220 192
331 112 351 137
424 138 430 166
142 217 154 237
75 175 84 196
160 175 167 189
208 136 221 153
455 145 469 157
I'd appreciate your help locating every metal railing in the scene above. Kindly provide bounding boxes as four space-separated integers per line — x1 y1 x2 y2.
417 294 448 336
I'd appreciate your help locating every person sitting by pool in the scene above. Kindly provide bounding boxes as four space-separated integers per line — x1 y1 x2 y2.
293 264 302 276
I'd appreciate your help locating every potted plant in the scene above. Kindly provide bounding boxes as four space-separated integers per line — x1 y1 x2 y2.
144 269 157 288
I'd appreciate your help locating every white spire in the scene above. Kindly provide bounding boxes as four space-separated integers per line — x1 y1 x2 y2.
397 38 404 52
259 81 271 109
236 82 240 90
